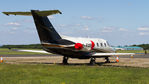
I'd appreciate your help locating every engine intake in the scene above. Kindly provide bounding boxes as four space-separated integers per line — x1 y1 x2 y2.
75 43 83 50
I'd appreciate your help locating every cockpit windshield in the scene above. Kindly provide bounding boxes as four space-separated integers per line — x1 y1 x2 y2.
106 41 110 46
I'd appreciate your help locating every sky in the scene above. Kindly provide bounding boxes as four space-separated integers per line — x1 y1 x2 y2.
0 0 149 46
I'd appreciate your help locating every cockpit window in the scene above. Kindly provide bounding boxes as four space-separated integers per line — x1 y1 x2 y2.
106 41 110 46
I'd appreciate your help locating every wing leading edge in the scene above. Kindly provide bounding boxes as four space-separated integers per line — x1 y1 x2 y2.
92 53 135 57
17 49 49 54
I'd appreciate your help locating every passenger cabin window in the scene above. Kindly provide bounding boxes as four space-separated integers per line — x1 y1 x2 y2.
104 43 106 47
100 43 103 47
97 43 99 47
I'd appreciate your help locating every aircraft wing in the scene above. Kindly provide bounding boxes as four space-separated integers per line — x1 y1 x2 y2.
92 53 135 57
16 49 50 54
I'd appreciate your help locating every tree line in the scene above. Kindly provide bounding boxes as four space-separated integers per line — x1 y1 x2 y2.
0 44 149 50
132 44 149 50
0 44 42 49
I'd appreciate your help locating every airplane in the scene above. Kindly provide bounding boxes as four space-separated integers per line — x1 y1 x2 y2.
3 10 135 65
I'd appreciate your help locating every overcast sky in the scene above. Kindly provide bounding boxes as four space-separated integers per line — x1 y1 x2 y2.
0 0 149 46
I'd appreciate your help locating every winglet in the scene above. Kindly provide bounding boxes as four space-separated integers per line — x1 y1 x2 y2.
2 10 62 16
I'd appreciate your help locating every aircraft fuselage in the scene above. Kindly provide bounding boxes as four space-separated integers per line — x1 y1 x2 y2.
42 36 115 59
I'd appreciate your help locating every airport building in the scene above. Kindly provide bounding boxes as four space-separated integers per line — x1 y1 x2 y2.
112 46 143 50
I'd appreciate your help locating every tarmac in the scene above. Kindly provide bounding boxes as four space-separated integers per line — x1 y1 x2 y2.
1 53 149 68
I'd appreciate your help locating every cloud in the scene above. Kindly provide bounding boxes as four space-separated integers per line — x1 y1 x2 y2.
58 24 83 28
9 31 15 34
5 22 21 27
75 24 82 26
139 32 149 36
12 27 18 30
119 28 128 31
101 27 129 33
138 27 149 31
80 16 104 22
101 27 115 33
59 24 66 27
82 26 89 31
81 16 94 20
138 27 149 36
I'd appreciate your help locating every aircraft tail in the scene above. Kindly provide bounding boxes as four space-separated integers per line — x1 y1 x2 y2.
31 10 61 44
3 10 62 44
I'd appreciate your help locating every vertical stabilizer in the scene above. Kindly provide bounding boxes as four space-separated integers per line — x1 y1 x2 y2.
31 10 61 44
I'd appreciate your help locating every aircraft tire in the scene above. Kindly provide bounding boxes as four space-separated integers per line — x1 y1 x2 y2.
105 57 110 63
90 57 96 65
63 56 68 65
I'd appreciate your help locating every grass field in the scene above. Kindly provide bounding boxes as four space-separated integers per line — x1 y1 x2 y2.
0 63 149 84
0 48 48 55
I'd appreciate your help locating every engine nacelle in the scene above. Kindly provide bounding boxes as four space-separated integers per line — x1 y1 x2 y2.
74 40 95 51
75 43 83 50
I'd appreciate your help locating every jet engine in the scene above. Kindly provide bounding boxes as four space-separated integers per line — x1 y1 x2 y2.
74 40 95 51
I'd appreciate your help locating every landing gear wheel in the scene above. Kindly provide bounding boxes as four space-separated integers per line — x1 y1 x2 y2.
63 56 68 65
90 57 96 65
105 57 110 63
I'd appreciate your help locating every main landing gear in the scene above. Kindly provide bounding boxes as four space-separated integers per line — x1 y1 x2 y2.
105 57 110 63
90 57 110 65
90 57 96 65
63 56 69 65
62 56 110 65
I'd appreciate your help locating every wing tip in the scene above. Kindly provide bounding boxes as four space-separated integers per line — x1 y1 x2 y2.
2 12 9 16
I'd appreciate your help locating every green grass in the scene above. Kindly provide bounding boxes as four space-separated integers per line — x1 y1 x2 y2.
0 48 48 55
0 63 149 84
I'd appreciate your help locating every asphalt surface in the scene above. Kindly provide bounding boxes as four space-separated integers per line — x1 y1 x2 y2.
1 53 149 67
120 53 149 58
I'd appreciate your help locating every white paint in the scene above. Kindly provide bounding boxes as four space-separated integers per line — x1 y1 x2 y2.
18 50 49 54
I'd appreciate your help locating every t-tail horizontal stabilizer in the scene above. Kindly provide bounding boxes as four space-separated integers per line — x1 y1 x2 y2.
3 10 62 16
